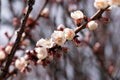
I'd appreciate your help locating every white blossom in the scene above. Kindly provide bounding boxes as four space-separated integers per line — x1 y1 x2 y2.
36 38 55 48
35 47 48 59
51 31 66 46
94 0 109 9
87 21 98 31
64 28 75 40
15 57 27 69
70 10 84 20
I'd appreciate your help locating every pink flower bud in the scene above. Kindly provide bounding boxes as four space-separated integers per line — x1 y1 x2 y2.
87 21 98 31
35 47 48 60
64 28 75 40
57 24 65 31
13 17 19 26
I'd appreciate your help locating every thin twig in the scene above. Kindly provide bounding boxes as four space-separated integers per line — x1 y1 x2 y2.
34 0 49 22
0 0 35 79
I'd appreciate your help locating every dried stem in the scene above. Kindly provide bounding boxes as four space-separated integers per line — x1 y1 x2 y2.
0 0 35 79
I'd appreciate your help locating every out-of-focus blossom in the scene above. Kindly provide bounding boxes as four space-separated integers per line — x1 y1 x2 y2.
68 4 77 12
57 24 65 31
23 6 28 14
0 50 6 60
41 7 49 17
108 0 120 7
13 17 19 26
94 0 109 9
15 57 27 69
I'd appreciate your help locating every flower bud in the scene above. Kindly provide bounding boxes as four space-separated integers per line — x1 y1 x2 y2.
0 50 6 60
15 57 27 69
5 45 12 54
64 28 75 40
94 0 109 9
13 17 19 26
41 8 49 18
57 24 65 31
87 21 98 31
70 10 84 20
51 31 66 46
35 47 48 60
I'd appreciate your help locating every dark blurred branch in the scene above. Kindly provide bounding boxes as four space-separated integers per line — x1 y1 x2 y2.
9 0 16 17
0 0 35 79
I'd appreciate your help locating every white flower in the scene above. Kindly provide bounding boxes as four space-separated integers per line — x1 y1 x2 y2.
51 31 66 46
87 21 98 31
5 45 12 54
41 7 49 15
35 47 48 59
0 50 6 60
15 57 27 69
108 0 120 7
94 0 109 9
36 38 55 48
64 28 75 40
70 10 84 20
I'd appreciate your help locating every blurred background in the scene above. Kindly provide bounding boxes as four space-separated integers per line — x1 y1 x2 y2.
0 0 120 80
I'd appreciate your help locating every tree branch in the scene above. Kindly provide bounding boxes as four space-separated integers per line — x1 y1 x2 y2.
0 0 35 79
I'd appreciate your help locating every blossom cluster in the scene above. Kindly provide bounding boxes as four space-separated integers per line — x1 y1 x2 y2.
14 9 102 70
14 24 75 70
